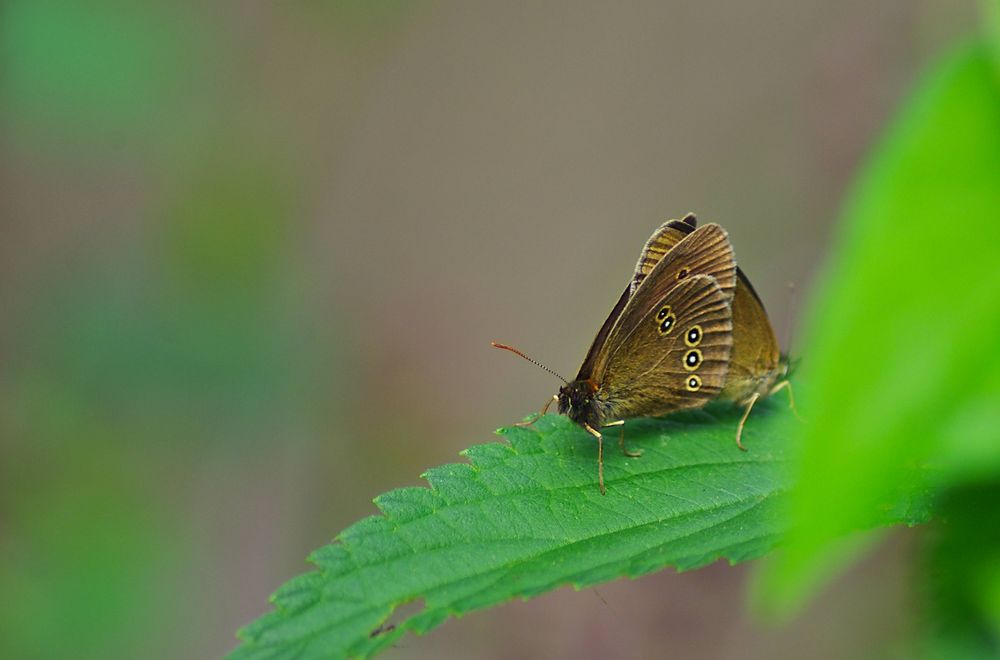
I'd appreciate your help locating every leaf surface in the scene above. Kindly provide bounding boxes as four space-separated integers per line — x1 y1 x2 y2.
230 404 803 658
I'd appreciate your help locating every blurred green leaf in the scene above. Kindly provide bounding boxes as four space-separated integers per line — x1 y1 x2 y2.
161 150 293 304
755 41 1000 616
0 0 196 144
920 482 1000 658
988 0 1000 71
5 137 312 448
0 463 186 660
228 405 927 658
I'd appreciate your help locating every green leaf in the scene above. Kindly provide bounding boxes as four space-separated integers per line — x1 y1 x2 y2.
987 0 1000 72
0 0 199 145
921 482 1000 657
754 41 1000 617
230 403 808 658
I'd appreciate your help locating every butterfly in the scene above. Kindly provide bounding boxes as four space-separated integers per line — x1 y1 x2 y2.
494 214 795 493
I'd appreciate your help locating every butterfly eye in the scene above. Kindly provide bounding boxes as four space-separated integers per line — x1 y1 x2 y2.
677 267 690 280
685 375 702 391
683 349 703 371
685 325 703 347
657 313 676 335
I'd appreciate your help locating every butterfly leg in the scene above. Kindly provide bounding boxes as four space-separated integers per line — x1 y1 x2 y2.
514 394 558 428
604 420 642 458
583 423 606 495
735 392 760 451
768 380 802 420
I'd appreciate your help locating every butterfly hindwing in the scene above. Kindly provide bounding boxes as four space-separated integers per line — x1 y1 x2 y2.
718 265 782 403
599 274 734 419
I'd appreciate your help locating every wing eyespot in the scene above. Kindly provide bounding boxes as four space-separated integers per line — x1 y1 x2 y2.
683 348 703 371
684 325 703 347
655 305 675 335
685 375 702 391
677 267 690 280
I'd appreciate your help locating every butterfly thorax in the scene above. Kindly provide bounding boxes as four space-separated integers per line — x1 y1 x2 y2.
558 379 608 429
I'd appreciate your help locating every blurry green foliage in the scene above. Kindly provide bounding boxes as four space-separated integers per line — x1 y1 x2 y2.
1 1 409 659
6 145 305 445
755 40 1000 619
988 0 1000 71
0 457 186 660
1 0 198 145
163 155 293 304
922 483 1000 658
2 125 318 660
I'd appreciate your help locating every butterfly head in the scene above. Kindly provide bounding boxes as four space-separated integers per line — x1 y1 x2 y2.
558 379 603 428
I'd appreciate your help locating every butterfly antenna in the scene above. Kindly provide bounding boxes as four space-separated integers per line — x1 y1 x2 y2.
491 341 568 384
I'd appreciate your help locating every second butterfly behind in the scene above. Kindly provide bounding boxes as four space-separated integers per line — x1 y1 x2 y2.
494 214 795 494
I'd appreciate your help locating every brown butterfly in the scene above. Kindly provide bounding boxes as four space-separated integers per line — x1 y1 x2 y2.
494 215 794 494
633 214 794 443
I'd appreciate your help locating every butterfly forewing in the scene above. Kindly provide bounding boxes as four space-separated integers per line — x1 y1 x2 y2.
599 274 734 419
631 213 698 293
575 218 702 382
636 214 772 311
585 223 736 380
574 283 632 384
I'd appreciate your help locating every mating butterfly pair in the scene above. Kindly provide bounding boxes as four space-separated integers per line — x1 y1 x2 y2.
495 214 794 494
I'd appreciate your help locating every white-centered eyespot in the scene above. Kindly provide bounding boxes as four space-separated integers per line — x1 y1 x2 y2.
685 324 703 347
683 348 703 371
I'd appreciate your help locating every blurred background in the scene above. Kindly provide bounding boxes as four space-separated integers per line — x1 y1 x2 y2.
0 1 981 658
